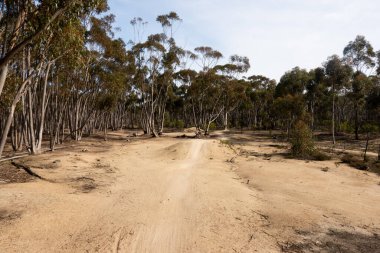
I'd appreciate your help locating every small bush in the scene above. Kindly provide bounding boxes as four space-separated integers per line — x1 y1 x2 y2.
163 112 171 127
175 120 184 130
220 140 231 145
291 120 315 158
340 121 354 133
312 150 331 161
341 154 368 170
209 122 217 131
289 120 331 161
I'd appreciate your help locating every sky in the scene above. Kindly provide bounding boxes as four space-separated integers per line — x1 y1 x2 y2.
108 0 380 81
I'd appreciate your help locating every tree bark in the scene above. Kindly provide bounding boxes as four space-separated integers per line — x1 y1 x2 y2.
332 85 336 145
0 75 34 157
36 63 52 151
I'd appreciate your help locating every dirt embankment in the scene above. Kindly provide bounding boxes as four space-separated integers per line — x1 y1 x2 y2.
0 132 379 252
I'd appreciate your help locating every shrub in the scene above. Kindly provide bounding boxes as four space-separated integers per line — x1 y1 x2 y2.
209 122 217 131
290 120 315 158
340 121 354 133
175 120 184 130
163 112 171 127
312 150 331 161
341 154 368 170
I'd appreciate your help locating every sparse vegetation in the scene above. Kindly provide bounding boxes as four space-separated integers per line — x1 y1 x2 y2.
289 121 331 161
290 121 315 158
341 153 380 174
341 154 369 170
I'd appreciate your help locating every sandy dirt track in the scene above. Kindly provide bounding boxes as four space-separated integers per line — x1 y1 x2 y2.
0 133 379 252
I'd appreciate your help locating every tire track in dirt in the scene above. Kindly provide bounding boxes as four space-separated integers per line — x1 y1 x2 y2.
126 140 204 252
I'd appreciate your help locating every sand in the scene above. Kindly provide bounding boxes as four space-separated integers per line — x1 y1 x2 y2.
0 132 379 252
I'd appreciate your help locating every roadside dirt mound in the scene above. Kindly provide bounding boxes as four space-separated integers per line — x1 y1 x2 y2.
0 162 35 184
158 141 192 160
184 127 197 133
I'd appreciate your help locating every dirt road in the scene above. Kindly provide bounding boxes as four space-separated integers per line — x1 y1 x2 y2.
0 138 275 252
0 135 379 252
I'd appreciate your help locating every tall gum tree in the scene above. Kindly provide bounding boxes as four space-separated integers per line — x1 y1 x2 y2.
324 55 353 145
343 35 376 73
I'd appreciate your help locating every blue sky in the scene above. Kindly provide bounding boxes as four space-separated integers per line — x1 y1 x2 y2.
109 0 380 81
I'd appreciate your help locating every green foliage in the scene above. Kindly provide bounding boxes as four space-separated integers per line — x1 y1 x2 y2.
163 113 184 130
219 140 233 150
290 121 315 158
343 35 376 71
275 67 310 97
324 55 353 90
95 94 117 111
209 122 217 131
289 121 331 161
164 112 171 127
341 154 369 170
175 120 185 130
272 95 306 127
340 121 354 133
361 123 379 134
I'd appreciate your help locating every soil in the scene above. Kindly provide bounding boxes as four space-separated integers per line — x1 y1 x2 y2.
0 130 379 252
0 162 36 184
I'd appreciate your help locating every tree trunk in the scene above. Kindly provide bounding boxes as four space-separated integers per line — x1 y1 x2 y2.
224 111 228 131
36 63 51 151
363 133 369 161
354 105 359 140
332 86 336 145
0 75 33 157
0 63 9 97
27 87 37 154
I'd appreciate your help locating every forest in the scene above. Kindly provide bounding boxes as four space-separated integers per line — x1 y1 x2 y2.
0 1 379 159
1 1 380 252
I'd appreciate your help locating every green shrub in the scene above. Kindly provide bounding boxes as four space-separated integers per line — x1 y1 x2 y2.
163 112 171 127
341 154 368 170
175 119 184 130
340 121 354 133
209 122 217 130
290 120 315 158
311 150 331 161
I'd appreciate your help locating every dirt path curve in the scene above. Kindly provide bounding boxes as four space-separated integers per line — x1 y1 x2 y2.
0 138 273 252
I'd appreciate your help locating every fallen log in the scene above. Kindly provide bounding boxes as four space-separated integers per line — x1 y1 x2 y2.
11 161 44 180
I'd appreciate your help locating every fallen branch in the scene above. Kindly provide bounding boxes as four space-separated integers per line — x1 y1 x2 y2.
0 145 75 163
11 161 44 180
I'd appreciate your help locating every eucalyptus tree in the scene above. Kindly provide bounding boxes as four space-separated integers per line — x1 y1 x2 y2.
324 55 353 144
129 33 166 136
188 69 224 134
156 12 182 39
273 67 310 134
343 35 376 73
0 0 110 157
155 12 184 134
174 68 197 126
377 51 380 76
186 46 223 134
306 68 327 130
275 67 310 97
246 75 276 129
194 46 223 71
366 81 380 126
272 94 305 138
0 0 108 98
215 55 250 130
348 72 373 140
